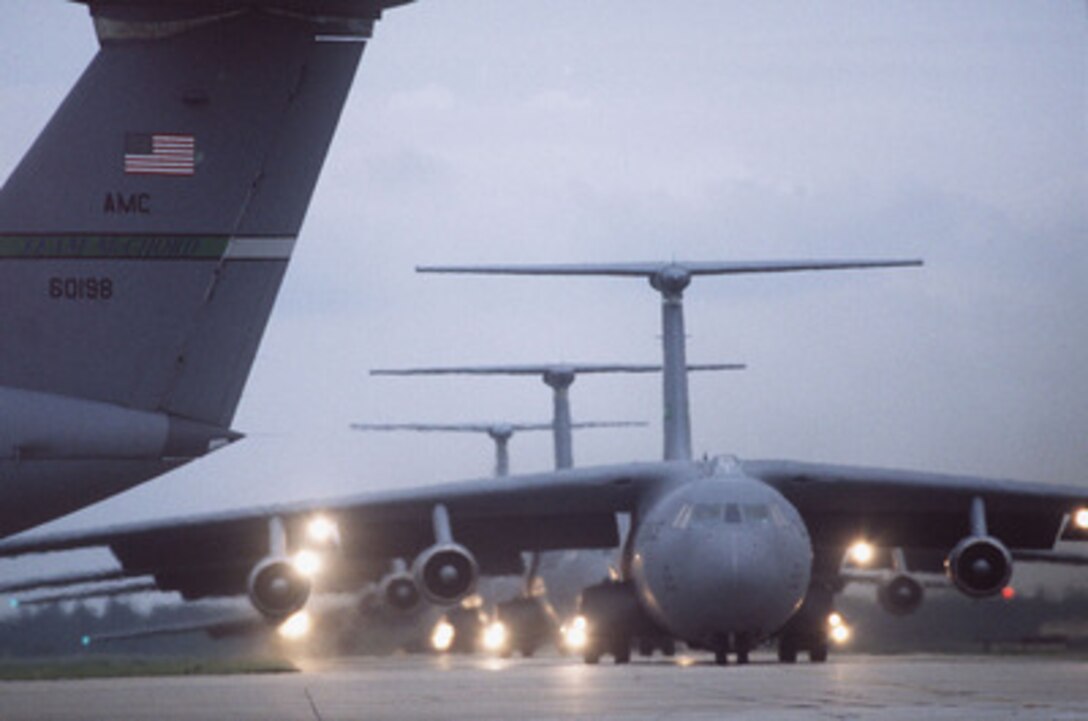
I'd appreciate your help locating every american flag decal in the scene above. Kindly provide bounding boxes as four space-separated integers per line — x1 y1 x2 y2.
124 133 195 176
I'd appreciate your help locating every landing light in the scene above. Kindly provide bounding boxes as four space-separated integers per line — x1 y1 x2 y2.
431 619 455 652
277 610 312 641
1075 508 1088 531
460 594 484 610
291 550 323 577
847 540 875 566
482 621 508 652
306 515 340 547
828 612 852 645
562 615 589 652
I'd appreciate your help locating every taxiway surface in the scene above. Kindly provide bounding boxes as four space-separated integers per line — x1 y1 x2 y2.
1 653 1085 721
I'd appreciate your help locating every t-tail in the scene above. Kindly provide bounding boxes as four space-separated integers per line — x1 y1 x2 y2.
0 0 411 537
417 260 922 462
371 363 743 469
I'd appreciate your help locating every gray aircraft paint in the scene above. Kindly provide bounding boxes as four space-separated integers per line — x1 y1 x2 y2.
0 0 410 537
399 260 911 650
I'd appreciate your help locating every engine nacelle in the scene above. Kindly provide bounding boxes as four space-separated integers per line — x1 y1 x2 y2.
412 542 478 605
380 571 423 612
247 557 312 620
876 573 925 616
945 536 1012 598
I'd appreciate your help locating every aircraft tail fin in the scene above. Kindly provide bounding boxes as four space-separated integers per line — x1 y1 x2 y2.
0 1 408 428
0 1 410 536
416 259 920 462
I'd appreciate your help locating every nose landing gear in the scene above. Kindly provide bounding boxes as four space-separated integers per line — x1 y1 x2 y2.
709 633 753 666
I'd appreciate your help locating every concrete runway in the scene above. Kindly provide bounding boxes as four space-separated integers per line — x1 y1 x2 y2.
1 653 1085 721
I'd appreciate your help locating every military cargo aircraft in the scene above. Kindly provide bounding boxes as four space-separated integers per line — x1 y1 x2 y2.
363 362 741 655
3 258 1086 666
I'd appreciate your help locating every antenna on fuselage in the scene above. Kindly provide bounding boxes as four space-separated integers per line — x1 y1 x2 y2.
350 420 644 477
417 259 922 462
370 363 742 468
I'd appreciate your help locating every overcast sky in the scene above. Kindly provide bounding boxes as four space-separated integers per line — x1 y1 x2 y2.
0 0 1085 557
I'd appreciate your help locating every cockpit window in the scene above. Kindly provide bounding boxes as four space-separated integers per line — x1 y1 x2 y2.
743 504 770 523
677 501 772 528
672 503 694 529
770 504 791 529
692 503 721 525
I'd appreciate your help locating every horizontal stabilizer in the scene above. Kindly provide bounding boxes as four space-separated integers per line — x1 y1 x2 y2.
351 421 645 434
418 259 923 279
371 363 744 376
79 0 412 24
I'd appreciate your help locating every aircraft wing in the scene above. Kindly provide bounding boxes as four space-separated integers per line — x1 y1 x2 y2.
836 568 950 589
1 457 1082 604
0 462 683 601
744 459 1088 558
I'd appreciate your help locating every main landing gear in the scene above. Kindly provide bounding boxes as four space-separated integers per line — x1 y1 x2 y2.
493 596 555 658
776 633 829 663
577 580 665 665
776 580 836 663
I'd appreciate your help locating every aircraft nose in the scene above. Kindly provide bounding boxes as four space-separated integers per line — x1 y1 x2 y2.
700 530 787 629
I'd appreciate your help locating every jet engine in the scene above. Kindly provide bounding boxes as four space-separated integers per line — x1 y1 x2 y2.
247 557 312 620
944 536 1012 598
412 542 478 605
876 574 925 616
381 570 423 612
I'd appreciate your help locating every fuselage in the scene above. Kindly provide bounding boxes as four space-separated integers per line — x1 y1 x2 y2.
629 465 813 647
